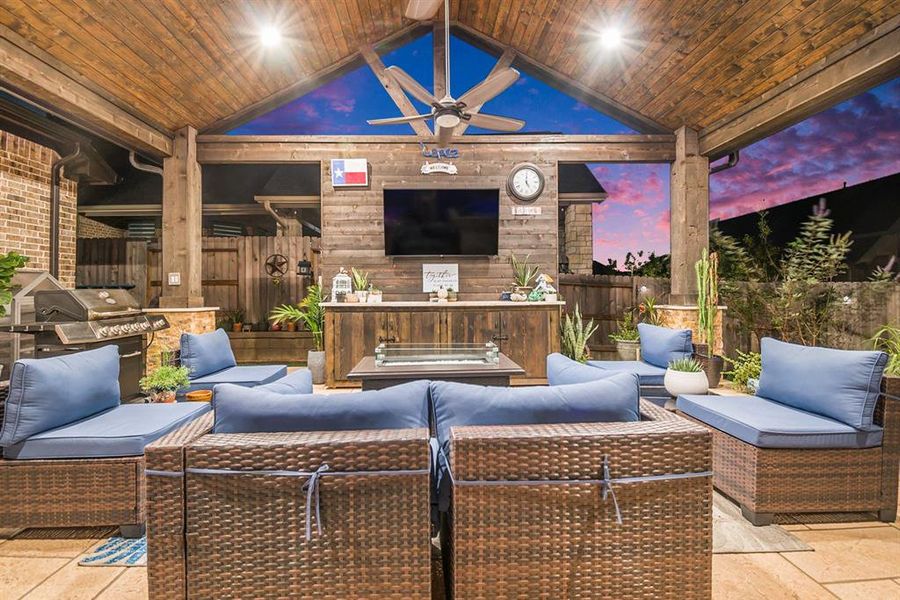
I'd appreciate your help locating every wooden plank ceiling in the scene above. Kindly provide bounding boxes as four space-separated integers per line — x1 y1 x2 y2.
0 0 897 136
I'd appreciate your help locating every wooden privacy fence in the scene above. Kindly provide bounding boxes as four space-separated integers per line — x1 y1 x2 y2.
77 236 320 326
558 274 900 358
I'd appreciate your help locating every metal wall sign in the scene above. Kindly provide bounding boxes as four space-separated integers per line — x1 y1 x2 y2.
421 162 458 175
419 141 459 159
331 159 369 187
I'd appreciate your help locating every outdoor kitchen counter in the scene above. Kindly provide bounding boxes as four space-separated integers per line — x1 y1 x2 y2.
324 301 563 387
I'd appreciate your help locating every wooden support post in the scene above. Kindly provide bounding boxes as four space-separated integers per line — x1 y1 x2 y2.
433 20 447 100
360 45 432 137
456 48 517 135
160 126 204 308
669 126 709 304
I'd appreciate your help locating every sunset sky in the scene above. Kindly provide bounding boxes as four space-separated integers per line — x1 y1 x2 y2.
232 33 900 267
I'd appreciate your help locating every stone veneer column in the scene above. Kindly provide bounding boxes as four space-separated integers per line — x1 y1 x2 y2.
564 203 594 275
144 307 218 373
669 126 709 304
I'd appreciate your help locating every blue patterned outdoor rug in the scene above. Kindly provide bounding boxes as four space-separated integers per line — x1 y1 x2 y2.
79 536 147 566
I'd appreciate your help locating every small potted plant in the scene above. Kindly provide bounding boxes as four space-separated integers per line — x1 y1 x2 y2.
724 349 762 393
367 285 383 303
609 310 640 360
510 253 540 299
220 309 244 333
561 304 599 363
447 286 458 302
140 362 190 403
871 324 900 398
351 267 369 303
664 357 709 405
270 304 302 332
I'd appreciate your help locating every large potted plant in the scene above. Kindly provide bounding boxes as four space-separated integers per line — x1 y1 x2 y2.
140 363 190 403
663 357 709 407
561 304 599 363
871 324 900 398
695 248 725 387
609 310 640 360
269 285 326 384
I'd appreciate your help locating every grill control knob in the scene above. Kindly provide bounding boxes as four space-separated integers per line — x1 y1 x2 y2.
140 322 151 331
98 327 110 337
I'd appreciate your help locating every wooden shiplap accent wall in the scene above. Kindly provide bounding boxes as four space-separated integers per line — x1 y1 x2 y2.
318 145 559 301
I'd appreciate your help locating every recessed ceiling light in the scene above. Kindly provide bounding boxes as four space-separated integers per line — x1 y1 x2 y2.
598 26 622 49
259 25 282 48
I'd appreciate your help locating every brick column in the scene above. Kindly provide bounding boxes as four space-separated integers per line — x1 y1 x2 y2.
564 203 593 275
161 126 203 308
669 126 709 304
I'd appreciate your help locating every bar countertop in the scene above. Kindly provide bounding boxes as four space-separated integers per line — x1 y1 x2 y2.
321 300 566 308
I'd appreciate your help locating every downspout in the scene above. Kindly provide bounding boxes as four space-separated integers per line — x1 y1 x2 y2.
50 144 82 278
129 151 163 176
262 201 292 235
709 150 740 174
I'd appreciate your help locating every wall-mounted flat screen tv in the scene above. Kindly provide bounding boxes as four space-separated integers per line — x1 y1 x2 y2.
383 189 499 256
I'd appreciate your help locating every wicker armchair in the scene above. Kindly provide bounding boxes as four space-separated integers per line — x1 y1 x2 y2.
681 376 900 525
445 400 713 599
146 426 433 600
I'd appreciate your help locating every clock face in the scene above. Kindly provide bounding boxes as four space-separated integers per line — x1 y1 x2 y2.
510 165 544 201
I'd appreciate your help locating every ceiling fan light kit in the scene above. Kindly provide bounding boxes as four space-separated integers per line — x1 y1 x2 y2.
369 0 526 144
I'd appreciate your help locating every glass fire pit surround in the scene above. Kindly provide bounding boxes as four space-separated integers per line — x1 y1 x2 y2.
375 342 500 367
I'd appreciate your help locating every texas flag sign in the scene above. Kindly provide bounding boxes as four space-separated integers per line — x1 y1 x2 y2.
331 158 369 187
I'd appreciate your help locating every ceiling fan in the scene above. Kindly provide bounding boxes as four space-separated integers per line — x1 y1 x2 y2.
367 0 525 145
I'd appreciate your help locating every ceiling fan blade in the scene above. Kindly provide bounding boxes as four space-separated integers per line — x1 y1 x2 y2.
465 113 525 132
404 0 442 20
367 114 433 126
457 68 520 109
437 125 454 146
386 66 438 106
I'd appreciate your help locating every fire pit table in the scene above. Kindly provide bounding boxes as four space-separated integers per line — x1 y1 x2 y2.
347 342 524 390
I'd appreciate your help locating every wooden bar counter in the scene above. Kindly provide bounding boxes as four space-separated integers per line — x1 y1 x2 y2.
323 301 563 387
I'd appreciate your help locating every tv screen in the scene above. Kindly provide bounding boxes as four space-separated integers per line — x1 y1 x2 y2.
384 189 499 256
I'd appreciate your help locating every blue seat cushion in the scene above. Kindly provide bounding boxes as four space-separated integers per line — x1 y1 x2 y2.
676 394 882 449
587 360 668 386
180 329 237 378
430 373 640 454
254 368 313 394
0 345 120 447
757 338 888 430
186 365 288 393
547 353 621 386
212 380 430 434
638 323 693 368
3 402 211 460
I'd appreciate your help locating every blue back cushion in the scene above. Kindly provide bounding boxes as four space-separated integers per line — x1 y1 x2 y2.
212 380 430 433
757 337 887 430
546 353 620 386
0 345 120 446
638 323 693 368
430 373 640 453
180 329 236 378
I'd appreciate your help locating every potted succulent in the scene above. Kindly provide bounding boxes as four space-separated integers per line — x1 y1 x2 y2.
561 304 599 363
270 285 326 384
510 253 540 300
351 267 369 303
609 310 640 360
220 309 245 333
664 358 709 405
367 285 383 303
695 249 725 387
140 362 190 403
447 286 458 302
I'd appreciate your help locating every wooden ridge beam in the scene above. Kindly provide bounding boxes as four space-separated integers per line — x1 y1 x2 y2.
456 47 517 136
699 17 900 159
0 35 172 157
452 22 669 135
360 45 432 137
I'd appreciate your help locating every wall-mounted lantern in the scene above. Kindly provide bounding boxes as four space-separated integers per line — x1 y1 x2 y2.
297 256 312 279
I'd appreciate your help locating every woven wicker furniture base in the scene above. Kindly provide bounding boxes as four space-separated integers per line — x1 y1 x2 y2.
448 401 713 599
147 425 432 600
678 376 899 522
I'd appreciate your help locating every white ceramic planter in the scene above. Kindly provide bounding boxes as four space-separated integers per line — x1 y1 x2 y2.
664 369 709 398
356 290 369 302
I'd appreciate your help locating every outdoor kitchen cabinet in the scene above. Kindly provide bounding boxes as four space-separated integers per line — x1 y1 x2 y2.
323 302 562 387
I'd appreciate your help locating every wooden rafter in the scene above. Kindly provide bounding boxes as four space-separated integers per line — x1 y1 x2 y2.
699 16 900 159
452 22 669 134
0 32 172 157
360 45 432 137
455 47 517 135
433 20 447 100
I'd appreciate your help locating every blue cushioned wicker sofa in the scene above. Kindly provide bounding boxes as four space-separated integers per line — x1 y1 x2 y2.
178 328 288 395
588 323 694 405
677 337 898 525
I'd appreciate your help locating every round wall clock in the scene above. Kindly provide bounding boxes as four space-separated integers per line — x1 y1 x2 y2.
508 163 545 203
